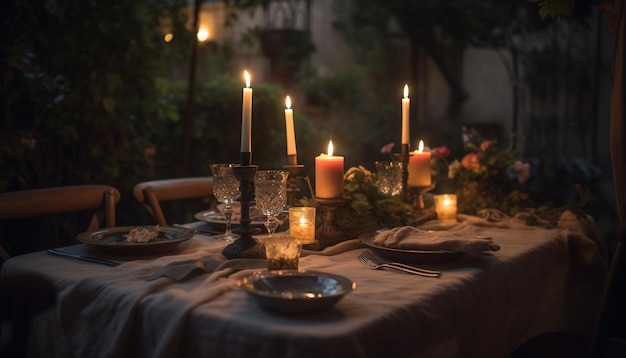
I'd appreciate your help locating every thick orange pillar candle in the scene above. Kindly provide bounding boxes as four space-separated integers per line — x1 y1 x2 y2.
408 140 431 186
315 140 344 199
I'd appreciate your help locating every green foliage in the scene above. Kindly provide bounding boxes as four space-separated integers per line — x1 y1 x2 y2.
296 67 398 171
0 0 304 233
1 0 190 192
299 70 364 108
340 166 422 229
529 0 575 20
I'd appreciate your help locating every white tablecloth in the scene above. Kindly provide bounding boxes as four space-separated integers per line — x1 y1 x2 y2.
2 212 607 358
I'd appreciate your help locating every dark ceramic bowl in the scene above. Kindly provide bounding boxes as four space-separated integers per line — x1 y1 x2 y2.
238 270 355 313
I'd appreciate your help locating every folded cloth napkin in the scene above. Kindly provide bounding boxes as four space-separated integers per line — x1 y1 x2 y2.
146 254 267 281
217 203 265 222
373 226 500 253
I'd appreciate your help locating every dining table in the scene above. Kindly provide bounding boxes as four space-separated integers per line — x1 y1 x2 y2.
1 210 608 358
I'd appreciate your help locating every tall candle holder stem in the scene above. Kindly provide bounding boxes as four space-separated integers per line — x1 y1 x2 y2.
222 164 264 259
394 143 411 203
409 185 435 211
314 197 346 249
284 154 304 208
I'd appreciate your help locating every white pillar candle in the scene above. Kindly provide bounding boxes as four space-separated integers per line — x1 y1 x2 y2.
241 70 252 153
315 141 344 199
408 140 431 186
285 95 297 156
401 84 410 145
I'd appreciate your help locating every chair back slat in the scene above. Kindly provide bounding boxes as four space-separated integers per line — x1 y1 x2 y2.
133 177 214 226
0 185 121 260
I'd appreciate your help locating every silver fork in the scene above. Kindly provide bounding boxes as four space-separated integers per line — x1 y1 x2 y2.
358 250 441 277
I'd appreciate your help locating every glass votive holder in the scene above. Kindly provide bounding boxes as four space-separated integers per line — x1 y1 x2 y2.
288 207 316 244
375 161 402 196
434 194 457 221
264 235 301 270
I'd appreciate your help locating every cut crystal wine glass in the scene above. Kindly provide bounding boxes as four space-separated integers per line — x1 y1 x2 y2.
209 163 241 241
254 170 289 236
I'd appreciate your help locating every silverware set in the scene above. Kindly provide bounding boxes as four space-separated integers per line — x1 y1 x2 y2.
358 249 441 277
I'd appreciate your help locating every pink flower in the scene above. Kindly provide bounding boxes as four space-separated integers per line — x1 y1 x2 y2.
380 142 395 154
511 161 531 184
432 146 450 158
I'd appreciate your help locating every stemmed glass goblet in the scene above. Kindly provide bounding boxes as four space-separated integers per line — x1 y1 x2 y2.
210 163 241 241
254 170 289 237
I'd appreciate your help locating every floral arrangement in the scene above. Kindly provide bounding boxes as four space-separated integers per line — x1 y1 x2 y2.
339 166 431 229
300 127 589 231
430 127 533 215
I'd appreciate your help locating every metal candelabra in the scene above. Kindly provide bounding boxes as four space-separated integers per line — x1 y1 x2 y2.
314 197 346 249
222 155 264 259
283 154 305 208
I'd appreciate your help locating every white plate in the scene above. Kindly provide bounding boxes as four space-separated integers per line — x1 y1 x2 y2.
194 209 266 226
76 226 192 256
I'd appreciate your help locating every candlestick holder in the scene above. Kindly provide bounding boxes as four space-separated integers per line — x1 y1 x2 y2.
283 154 304 208
222 165 264 259
394 144 410 203
409 184 435 211
314 197 347 249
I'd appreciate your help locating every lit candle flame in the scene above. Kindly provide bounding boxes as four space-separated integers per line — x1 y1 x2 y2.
418 140 424 153
197 27 209 42
443 198 451 206
244 70 250 88
285 95 291 109
403 84 409 98
328 140 334 156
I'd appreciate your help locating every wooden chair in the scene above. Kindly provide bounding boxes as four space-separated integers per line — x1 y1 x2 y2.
133 177 214 226
0 184 120 260
0 184 119 356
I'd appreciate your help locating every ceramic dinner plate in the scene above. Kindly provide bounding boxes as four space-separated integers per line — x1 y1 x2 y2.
238 270 355 314
194 209 266 227
76 226 192 256
359 231 463 264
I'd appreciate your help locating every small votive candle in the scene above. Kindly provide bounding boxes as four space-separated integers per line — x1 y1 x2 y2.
289 207 316 244
434 194 457 221
264 235 301 270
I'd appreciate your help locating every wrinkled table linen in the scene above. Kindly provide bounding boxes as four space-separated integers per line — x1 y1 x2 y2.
373 225 500 252
2 211 607 358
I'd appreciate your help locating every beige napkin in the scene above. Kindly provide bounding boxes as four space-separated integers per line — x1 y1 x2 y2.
146 254 267 281
374 226 500 253
217 202 265 221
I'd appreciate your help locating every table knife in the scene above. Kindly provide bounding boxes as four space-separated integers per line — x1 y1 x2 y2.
47 249 120 267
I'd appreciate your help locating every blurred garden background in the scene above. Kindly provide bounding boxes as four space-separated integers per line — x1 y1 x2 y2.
0 0 619 255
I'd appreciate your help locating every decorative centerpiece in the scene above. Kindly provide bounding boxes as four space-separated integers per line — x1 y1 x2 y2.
430 127 533 216
340 166 433 230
